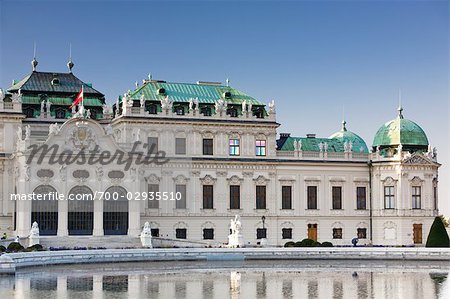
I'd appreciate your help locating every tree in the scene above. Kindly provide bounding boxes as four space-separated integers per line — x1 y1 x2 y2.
426 217 450 248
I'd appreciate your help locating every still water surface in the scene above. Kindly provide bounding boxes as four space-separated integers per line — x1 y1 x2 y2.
0 260 449 299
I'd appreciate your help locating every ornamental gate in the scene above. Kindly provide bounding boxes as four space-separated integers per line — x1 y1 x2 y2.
103 186 129 235
31 185 58 235
68 186 94 235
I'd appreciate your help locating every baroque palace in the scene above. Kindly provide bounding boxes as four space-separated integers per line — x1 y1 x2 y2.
0 59 441 246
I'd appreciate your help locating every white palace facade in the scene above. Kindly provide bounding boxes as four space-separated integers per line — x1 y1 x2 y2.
0 60 441 247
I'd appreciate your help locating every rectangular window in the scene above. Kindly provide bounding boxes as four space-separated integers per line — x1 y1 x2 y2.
147 137 158 155
384 186 395 209
257 228 267 239
148 184 159 209
256 185 267 209
151 228 159 237
203 185 214 209
282 228 292 239
356 187 367 210
176 228 187 239
175 138 186 155
333 228 343 239
412 186 421 209
332 186 342 210
203 138 213 155
176 185 186 209
357 228 367 239
282 186 292 209
230 185 240 209
203 228 214 240
256 140 266 156
307 186 318 209
229 139 240 156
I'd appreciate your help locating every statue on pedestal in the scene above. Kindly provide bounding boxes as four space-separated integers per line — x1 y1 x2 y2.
140 221 153 248
29 221 40 247
228 215 244 248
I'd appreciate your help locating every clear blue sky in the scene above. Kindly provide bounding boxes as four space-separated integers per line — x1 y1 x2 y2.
1 1 449 214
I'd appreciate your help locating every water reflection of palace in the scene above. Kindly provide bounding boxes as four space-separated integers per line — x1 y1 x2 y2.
1 270 447 299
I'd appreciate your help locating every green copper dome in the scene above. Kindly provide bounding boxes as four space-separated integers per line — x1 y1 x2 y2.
329 121 369 153
372 108 428 148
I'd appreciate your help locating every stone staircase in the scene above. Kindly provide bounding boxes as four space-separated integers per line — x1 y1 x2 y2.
38 236 142 249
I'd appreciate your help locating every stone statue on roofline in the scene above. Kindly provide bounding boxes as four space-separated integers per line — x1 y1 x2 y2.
214 99 227 115
241 100 247 113
46 100 52 113
140 94 145 108
0 88 5 102
25 125 31 140
189 98 194 111
268 100 276 114
293 139 298 151
160 96 173 114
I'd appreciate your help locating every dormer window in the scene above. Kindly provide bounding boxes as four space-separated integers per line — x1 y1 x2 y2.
157 88 166 95
227 107 238 117
223 91 232 99
51 78 60 86
147 103 158 114
201 106 212 116
175 106 185 115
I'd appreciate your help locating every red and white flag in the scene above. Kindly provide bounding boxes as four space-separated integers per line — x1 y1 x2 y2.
70 85 84 109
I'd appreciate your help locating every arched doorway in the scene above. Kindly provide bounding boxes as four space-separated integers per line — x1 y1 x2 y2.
68 186 94 235
31 185 58 235
103 186 129 235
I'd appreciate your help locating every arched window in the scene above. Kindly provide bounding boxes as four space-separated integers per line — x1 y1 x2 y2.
54 107 66 119
201 106 212 116
227 107 238 117
103 186 129 235
175 105 185 115
31 185 58 235
147 103 158 114
24 107 35 118
68 186 94 235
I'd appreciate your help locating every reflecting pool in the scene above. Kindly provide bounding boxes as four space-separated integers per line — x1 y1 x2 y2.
0 260 449 298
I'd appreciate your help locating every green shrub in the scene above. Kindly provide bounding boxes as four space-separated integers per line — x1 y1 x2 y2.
312 241 321 247
321 241 334 247
284 241 296 247
7 242 24 252
0 245 6 252
426 217 450 248
294 241 303 247
299 238 316 247
28 244 44 251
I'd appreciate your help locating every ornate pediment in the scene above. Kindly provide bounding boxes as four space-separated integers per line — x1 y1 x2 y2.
403 153 436 166
200 174 216 185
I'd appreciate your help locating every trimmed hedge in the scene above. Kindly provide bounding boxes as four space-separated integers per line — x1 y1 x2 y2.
284 239 333 247
0 245 6 252
426 217 450 248
320 241 334 247
7 242 24 252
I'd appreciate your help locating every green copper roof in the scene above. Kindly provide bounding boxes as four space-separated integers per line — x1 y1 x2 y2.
127 81 265 105
22 96 104 106
329 121 369 153
372 108 428 147
8 71 103 96
279 136 368 153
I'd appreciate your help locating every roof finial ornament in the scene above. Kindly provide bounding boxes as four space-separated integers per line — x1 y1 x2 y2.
31 42 38 71
67 43 74 73
226 78 230 87
397 89 403 119
148 73 152 81
341 105 347 131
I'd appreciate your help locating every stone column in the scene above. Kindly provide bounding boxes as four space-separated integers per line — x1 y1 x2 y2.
93 197 103 236
57 199 68 236
128 178 141 236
